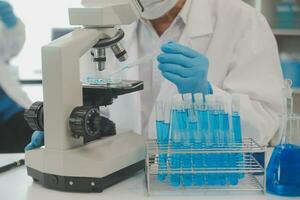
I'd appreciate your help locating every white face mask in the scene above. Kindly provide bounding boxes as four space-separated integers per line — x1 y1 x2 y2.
134 0 178 20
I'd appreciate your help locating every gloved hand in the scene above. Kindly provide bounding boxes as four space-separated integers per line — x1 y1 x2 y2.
157 41 213 94
25 131 44 151
0 1 17 28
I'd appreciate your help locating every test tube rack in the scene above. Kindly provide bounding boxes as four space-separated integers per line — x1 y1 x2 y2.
145 138 266 195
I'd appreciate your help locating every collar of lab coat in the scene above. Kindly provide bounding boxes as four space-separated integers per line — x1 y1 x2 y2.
183 0 214 38
135 0 213 39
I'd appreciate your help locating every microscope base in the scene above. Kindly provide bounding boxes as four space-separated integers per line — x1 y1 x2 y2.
25 132 145 193
27 160 144 193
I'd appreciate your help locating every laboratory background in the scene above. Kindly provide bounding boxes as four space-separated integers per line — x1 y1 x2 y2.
0 0 300 200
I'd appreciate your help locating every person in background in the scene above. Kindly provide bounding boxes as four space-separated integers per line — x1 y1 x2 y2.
0 1 33 153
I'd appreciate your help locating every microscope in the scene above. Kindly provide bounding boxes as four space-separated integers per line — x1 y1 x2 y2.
24 0 147 193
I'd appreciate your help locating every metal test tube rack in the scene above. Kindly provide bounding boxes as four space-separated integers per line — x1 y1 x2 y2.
145 138 266 195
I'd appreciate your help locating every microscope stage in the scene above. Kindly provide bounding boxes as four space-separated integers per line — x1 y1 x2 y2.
83 80 143 106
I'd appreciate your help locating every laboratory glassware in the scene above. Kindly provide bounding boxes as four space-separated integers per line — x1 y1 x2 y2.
156 101 170 181
169 95 185 187
194 93 208 186
182 94 195 187
267 114 300 197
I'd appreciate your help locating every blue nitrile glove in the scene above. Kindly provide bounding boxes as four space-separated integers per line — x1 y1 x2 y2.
25 131 44 151
0 88 23 123
157 41 213 94
0 1 17 28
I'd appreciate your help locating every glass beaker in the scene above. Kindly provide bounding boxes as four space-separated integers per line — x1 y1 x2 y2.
267 114 300 196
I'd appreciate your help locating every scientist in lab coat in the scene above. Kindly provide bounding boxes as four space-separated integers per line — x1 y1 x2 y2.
108 0 284 146
0 1 32 152
26 0 284 149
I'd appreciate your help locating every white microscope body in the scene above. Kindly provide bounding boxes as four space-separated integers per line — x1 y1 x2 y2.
25 0 146 192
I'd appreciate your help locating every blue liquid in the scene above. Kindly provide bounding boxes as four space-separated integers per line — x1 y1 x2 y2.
194 109 209 186
226 116 239 186
156 121 170 181
84 76 116 85
170 143 181 187
267 144 300 197
170 110 186 187
232 113 242 143
220 113 229 139
232 113 244 181
207 110 220 185
218 112 230 185
181 120 196 187
177 110 193 187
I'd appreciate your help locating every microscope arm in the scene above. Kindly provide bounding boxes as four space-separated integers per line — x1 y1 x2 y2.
42 28 104 150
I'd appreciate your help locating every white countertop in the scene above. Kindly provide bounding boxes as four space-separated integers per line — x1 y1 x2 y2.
0 151 296 200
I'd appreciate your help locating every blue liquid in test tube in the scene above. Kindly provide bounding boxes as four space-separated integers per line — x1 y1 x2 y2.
232 95 245 181
156 102 169 181
227 119 239 185
217 97 229 186
206 95 220 185
156 120 167 181
194 93 208 186
232 112 244 179
169 97 184 187
162 104 171 180
182 94 195 187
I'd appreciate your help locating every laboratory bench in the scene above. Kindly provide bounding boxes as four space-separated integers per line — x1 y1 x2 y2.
0 149 296 200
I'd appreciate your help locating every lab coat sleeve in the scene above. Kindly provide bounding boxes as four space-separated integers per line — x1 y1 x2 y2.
0 19 25 61
211 12 285 146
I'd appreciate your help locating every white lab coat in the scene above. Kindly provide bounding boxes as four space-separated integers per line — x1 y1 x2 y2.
0 19 31 109
86 0 284 146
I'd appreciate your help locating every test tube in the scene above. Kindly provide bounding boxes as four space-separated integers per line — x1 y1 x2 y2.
182 94 194 187
194 93 208 186
163 102 171 179
156 101 167 181
163 102 171 142
231 95 245 180
169 95 184 187
216 96 229 185
206 95 220 185
283 79 293 114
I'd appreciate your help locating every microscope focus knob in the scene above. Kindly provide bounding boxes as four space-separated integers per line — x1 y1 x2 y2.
24 101 44 131
69 106 101 138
